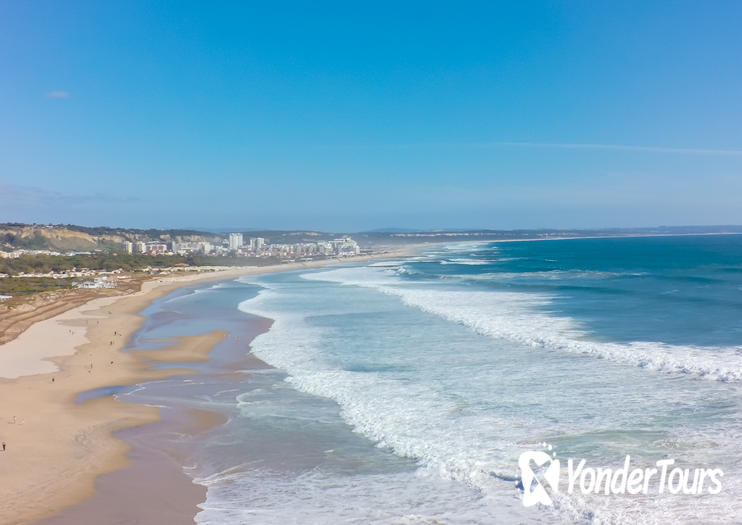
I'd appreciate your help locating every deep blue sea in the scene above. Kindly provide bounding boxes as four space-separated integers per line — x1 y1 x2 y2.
123 235 742 524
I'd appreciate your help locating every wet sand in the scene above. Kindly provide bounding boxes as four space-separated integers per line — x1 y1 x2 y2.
37 408 228 525
0 253 408 524
0 328 226 525
40 316 274 525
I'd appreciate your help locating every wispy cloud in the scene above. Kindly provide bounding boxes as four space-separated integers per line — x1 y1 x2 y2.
485 141 742 156
45 90 70 99
0 184 141 206
315 140 742 156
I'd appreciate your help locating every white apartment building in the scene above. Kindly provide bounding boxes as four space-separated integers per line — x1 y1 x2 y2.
228 233 243 250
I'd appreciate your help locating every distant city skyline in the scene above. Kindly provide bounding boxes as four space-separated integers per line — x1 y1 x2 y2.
2 2 741 230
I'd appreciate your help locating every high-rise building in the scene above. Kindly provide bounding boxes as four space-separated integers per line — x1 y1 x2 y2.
255 237 265 251
228 233 243 250
123 241 133 254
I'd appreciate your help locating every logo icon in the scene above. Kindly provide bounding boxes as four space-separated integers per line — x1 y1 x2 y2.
519 448 560 507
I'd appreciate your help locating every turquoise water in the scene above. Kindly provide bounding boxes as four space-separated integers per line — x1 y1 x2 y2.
125 235 742 523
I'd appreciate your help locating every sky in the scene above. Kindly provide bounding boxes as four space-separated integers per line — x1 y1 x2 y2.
1 1 741 231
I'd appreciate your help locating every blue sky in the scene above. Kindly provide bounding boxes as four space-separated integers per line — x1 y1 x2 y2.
1 1 741 231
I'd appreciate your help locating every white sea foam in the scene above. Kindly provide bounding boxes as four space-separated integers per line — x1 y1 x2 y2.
447 269 647 280
440 258 490 265
228 260 742 523
368 261 402 267
438 242 492 252
235 287 529 503
233 269 742 524
301 267 742 383
195 467 541 525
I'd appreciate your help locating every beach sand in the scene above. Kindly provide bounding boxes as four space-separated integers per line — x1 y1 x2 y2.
0 253 408 524
37 407 229 525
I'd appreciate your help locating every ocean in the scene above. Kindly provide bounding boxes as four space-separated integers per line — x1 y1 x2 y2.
121 234 742 524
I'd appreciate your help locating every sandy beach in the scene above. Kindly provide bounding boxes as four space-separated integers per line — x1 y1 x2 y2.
0 253 408 525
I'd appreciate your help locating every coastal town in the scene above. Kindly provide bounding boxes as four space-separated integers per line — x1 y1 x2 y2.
0 233 363 298
0 233 362 260
120 233 361 258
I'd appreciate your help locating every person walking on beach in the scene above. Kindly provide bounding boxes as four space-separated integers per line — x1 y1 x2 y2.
2 442 6 451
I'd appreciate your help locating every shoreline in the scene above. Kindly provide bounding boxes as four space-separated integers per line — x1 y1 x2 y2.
0 250 410 525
